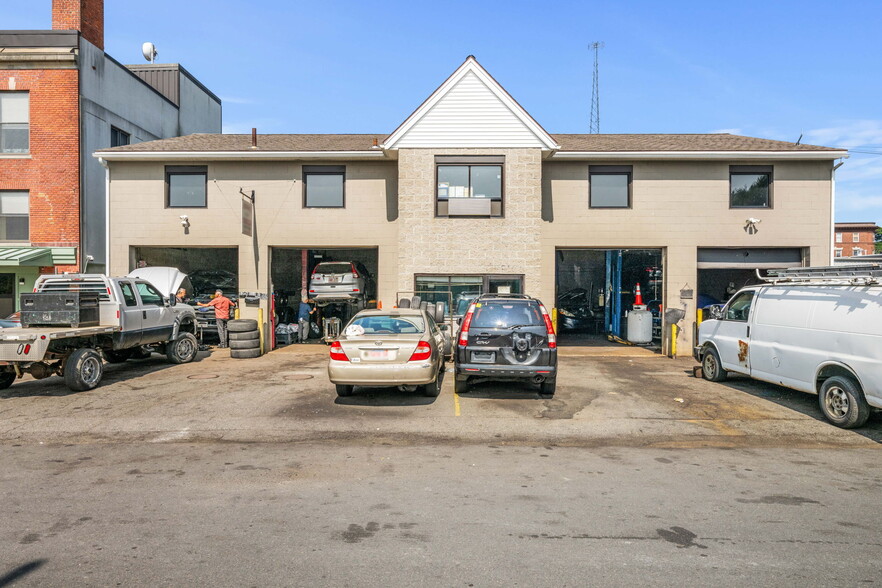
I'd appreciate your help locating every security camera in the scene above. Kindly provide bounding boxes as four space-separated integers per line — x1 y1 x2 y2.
179 215 189 220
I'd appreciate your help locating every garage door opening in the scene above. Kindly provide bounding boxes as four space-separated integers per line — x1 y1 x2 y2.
269 247 378 347
555 248 663 345
697 247 805 309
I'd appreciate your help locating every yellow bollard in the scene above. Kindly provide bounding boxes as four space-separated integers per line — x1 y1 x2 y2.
258 308 264 355
234 306 240 320
670 323 678 357
696 308 703 326
552 308 558 334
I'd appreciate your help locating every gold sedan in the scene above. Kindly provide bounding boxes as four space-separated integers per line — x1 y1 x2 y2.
327 309 449 398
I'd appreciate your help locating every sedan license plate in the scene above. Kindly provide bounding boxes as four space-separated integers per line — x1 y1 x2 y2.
365 349 395 360
471 351 495 363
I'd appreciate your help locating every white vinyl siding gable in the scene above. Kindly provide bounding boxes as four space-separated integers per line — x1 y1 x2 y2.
393 72 547 148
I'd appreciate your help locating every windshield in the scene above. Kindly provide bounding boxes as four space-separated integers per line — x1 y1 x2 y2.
314 263 352 275
470 302 542 328
349 315 425 335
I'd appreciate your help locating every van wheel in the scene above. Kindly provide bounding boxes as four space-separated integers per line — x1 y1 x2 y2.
819 376 871 429
336 384 353 397
701 348 727 382
167 333 199 364
64 348 104 391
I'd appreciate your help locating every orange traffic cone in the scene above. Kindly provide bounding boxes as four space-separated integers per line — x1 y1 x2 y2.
634 283 644 306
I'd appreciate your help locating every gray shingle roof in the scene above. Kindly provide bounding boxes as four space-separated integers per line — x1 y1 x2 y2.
551 134 836 152
100 133 841 153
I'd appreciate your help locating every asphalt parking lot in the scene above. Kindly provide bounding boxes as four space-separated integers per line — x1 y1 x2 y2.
0 342 879 448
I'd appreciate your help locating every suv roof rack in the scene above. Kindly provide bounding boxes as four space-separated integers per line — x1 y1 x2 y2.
476 293 533 300
758 264 882 286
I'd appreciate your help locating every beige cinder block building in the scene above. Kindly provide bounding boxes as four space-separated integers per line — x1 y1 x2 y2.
95 57 847 355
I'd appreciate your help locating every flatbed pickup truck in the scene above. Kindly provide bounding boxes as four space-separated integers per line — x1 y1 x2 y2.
0 273 198 391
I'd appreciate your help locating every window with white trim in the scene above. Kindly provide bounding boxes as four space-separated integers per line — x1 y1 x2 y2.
0 191 29 241
853 247 863 256
835 233 843 243
853 232 860 243
0 92 29 154
834 248 843 257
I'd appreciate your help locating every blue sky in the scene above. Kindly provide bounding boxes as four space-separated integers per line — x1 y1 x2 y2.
6 0 881 223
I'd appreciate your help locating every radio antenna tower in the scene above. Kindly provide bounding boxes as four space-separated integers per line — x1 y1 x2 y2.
589 41 604 134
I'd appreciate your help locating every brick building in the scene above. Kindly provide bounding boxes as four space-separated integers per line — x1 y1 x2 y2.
0 0 220 316
833 222 878 258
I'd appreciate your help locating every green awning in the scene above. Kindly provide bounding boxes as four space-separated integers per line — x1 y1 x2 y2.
0 247 77 267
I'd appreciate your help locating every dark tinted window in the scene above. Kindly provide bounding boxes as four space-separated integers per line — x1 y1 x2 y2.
730 166 772 208
119 282 138 307
470 301 542 328
167 166 207 207
304 166 345 208
315 262 352 274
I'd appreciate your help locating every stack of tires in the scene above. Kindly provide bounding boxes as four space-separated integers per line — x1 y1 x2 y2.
397 296 446 324
228 319 261 359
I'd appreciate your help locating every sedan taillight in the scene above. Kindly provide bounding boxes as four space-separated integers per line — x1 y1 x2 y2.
409 342 432 361
329 341 349 361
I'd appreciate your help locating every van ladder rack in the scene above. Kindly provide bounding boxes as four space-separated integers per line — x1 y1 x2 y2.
758 264 882 285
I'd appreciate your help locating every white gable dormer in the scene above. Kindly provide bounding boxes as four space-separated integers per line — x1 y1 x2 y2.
383 56 559 150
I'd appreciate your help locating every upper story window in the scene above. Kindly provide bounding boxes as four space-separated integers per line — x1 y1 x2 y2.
436 155 503 217
853 232 860 242
730 165 772 208
589 165 632 208
0 191 29 241
304 165 345 208
835 233 843 243
110 126 130 148
0 92 29 154
166 166 207 208
834 248 843 258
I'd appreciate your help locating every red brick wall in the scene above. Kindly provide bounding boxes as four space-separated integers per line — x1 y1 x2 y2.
0 69 80 272
835 228 877 257
52 0 104 50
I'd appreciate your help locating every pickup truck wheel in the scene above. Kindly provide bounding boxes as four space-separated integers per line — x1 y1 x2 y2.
819 376 871 429
0 370 15 390
228 319 258 333
167 333 198 364
701 348 727 382
104 349 132 363
64 348 103 391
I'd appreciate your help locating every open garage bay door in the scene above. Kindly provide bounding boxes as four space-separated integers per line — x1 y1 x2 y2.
697 248 804 307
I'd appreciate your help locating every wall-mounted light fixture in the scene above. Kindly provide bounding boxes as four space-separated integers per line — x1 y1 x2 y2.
179 215 190 229
744 217 761 235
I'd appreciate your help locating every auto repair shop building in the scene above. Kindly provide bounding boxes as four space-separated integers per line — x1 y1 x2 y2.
95 56 847 354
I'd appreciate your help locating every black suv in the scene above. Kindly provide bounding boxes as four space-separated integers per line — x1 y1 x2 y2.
454 294 558 397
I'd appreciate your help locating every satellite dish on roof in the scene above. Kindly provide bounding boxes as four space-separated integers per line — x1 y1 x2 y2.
141 42 157 64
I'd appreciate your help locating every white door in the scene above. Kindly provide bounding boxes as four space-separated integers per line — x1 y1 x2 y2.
706 290 755 375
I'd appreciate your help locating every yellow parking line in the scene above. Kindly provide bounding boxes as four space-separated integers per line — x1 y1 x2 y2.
453 392 461 416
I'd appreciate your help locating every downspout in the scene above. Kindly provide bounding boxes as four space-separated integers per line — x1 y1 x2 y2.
98 156 110 274
831 158 847 264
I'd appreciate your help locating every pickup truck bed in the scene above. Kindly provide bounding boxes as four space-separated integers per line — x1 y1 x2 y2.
0 325 121 362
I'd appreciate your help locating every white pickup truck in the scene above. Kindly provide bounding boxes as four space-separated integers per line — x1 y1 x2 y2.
0 272 198 392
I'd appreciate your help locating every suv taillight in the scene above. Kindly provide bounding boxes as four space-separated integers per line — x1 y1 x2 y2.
329 341 349 361
351 263 359 279
539 304 556 349
458 304 475 346
409 342 432 361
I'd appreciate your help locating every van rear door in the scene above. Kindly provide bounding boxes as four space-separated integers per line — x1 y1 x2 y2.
706 290 755 375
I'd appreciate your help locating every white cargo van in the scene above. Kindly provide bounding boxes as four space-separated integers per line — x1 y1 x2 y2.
694 265 882 428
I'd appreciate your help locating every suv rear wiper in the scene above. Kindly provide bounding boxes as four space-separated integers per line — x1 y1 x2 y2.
507 324 539 330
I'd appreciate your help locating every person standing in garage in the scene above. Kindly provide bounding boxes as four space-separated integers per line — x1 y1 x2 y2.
198 290 235 348
298 295 316 343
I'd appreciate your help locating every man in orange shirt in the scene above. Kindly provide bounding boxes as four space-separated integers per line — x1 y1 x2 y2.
198 289 235 348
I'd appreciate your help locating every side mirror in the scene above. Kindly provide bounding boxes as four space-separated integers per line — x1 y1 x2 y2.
707 305 723 320
164 296 174 307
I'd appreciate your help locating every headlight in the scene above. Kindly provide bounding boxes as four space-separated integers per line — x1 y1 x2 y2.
559 309 574 317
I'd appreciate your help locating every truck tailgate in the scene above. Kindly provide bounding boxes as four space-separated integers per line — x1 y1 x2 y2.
0 326 120 362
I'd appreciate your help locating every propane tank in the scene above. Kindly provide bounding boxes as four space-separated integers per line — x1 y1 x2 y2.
627 283 653 344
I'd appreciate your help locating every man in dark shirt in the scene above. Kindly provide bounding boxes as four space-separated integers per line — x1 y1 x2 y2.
297 296 315 343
